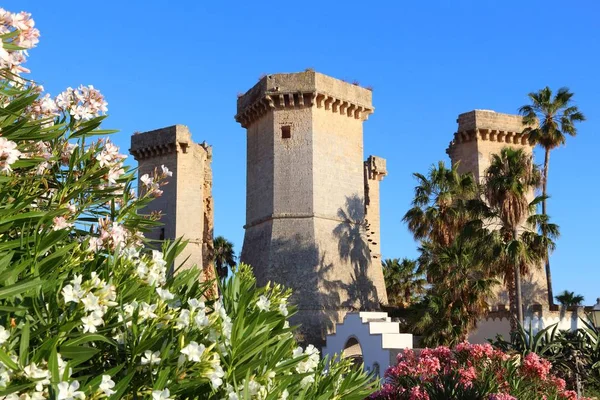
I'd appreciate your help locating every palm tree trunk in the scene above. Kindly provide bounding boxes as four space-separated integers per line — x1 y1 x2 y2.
514 227 524 327
542 149 554 306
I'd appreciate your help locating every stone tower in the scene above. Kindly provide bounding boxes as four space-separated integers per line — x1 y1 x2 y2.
446 110 548 308
129 125 214 275
235 71 388 345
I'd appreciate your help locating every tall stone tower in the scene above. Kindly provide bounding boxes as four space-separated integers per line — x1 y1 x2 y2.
129 125 214 275
235 71 388 345
446 110 548 308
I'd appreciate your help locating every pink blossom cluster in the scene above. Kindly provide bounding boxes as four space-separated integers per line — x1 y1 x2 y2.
371 342 592 400
140 165 173 197
95 139 127 186
0 137 21 173
522 352 552 381
488 394 516 400
88 217 142 253
0 8 39 75
55 85 108 121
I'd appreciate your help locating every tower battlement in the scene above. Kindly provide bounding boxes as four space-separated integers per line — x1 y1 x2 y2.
130 125 211 161
447 110 535 159
235 71 374 128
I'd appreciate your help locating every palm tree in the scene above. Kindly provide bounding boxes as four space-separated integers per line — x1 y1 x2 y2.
382 258 427 308
213 236 236 280
403 161 481 248
484 147 542 326
519 87 586 305
413 234 498 347
555 290 585 307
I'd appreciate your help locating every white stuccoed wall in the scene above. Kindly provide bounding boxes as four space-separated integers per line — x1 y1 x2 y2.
323 312 413 379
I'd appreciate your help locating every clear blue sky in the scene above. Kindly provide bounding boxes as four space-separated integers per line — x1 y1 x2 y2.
8 0 599 304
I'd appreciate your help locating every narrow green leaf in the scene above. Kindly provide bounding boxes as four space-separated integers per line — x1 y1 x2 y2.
18 321 30 366
0 279 41 299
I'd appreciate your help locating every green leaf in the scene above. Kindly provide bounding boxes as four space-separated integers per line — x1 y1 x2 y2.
48 347 60 383
0 279 41 299
59 345 100 363
0 347 19 369
63 333 116 347
108 371 135 400
19 321 30 366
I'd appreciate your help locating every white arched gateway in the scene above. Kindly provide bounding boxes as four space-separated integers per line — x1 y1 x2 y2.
322 312 413 379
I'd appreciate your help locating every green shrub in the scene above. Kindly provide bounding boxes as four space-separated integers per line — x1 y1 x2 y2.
0 8 374 399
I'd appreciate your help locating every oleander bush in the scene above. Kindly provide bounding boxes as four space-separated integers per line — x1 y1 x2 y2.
491 321 600 398
0 8 374 399
369 343 592 400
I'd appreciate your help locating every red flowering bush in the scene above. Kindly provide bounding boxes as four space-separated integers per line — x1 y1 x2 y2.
370 343 592 400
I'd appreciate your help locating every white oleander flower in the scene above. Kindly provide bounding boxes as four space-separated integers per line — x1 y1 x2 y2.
24 362 50 391
194 310 209 328
0 326 9 345
138 302 158 320
161 165 173 177
99 375 115 396
81 311 104 333
81 292 101 312
278 301 288 316
156 287 174 301
180 341 205 362
207 354 225 389
187 298 204 310
175 309 191 330
57 380 85 400
300 375 315 388
256 295 270 312
141 350 161 366
151 389 172 400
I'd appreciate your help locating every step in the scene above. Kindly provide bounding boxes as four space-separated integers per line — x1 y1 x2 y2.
359 311 389 323
381 333 414 349
368 321 400 334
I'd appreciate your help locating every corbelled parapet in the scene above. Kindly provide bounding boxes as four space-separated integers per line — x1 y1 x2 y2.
235 71 374 128
446 110 535 158
130 125 211 161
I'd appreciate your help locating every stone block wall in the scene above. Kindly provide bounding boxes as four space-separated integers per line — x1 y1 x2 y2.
237 71 387 346
130 125 214 277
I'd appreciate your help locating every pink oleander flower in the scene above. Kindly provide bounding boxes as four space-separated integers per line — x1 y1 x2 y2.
60 142 77 165
522 352 552 381
0 137 21 173
458 366 477 388
52 216 73 231
416 354 440 381
0 8 40 74
552 376 566 391
488 394 517 400
560 390 578 400
408 386 429 400
56 85 108 121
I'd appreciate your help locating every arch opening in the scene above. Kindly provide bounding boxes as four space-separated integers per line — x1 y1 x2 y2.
342 336 363 368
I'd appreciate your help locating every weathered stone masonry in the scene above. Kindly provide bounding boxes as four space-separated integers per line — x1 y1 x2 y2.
129 125 214 277
236 71 388 346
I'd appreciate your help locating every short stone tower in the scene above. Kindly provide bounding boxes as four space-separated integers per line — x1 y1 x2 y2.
235 71 388 345
446 110 548 308
129 125 214 275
